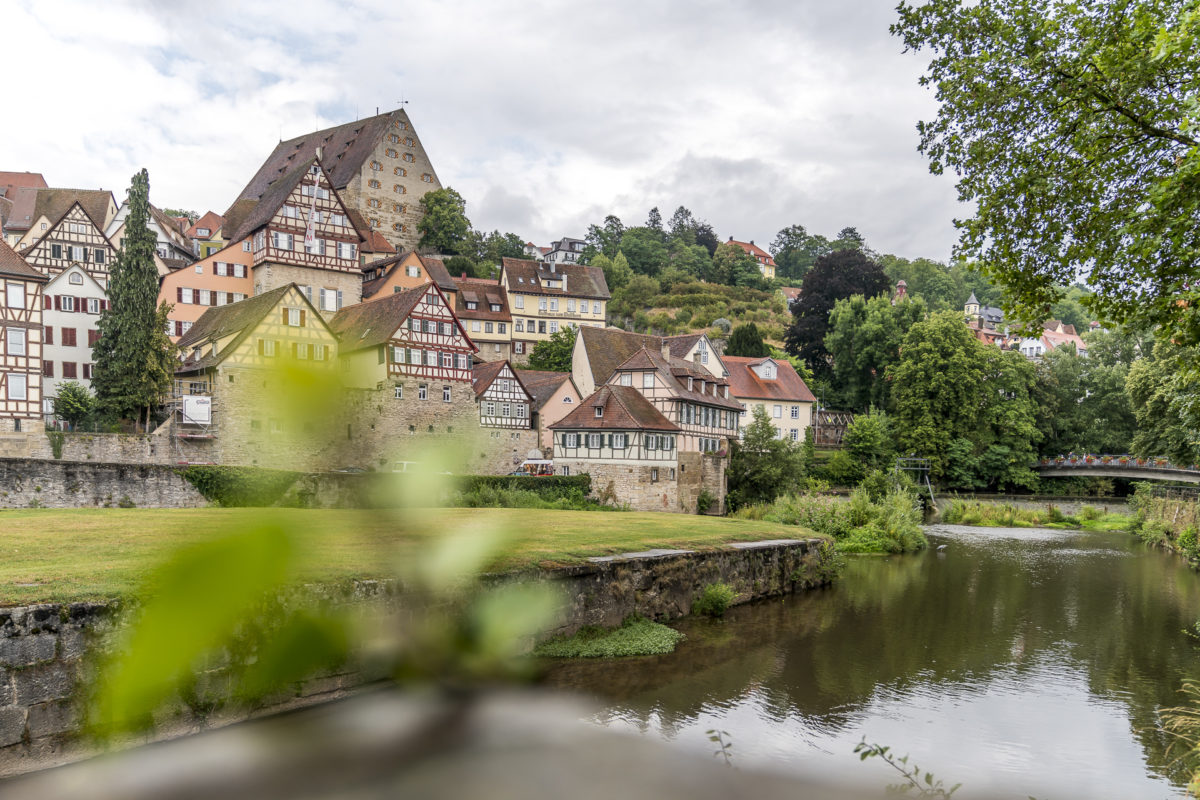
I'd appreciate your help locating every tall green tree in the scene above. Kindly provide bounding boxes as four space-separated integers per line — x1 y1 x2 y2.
417 187 471 255
771 224 831 282
1127 340 1200 465
583 215 625 261
784 249 891 380
725 323 770 358
707 242 764 287
893 0 1200 341
726 405 805 509
91 169 176 431
526 325 577 373
52 380 94 430
825 293 927 412
617 227 669 276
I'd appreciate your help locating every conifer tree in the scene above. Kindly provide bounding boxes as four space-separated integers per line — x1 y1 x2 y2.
91 169 176 431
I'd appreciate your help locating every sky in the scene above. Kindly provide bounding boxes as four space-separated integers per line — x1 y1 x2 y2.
3 0 962 261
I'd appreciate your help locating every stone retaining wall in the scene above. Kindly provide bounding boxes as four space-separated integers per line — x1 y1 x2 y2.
0 459 207 509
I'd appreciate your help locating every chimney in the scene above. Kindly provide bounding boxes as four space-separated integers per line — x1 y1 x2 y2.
562 274 567 292
661 341 670 360
461 272 467 279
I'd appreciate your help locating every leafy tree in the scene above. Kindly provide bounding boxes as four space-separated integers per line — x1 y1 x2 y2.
708 242 764 287
784 249 891 379
725 323 770 358
610 274 661 319
893 0 1200 341
618 227 670 276
417 187 471 255
825 293 927 412
1127 341 1200 465
52 380 94 430
832 226 866 251
843 408 896 471
91 169 177 431
667 243 711 279
526 325 577 373
162 208 199 223
472 229 527 266
583 215 624 261
878 254 963 311
599 251 634 291
1034 333 1138 456
645 206 664 234
726 405 805 509
771 224 832 283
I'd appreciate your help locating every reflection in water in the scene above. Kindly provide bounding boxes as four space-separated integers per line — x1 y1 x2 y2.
541 526 1200 799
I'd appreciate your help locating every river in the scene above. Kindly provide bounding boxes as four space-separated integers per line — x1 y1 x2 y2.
541 525 1200 799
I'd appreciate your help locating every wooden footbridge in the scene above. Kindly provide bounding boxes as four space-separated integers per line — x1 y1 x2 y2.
1034 455 1200 485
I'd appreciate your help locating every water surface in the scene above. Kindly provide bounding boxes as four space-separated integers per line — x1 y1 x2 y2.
542 525 1200 798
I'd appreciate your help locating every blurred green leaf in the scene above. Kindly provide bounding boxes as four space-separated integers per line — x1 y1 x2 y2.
236 609 351 703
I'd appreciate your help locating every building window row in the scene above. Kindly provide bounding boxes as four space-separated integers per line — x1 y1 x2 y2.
42 362 89 380
211 262 248 278
44 326 85 347
176 288 247 307
255 338 328 360
49 244 106 264
483 401 527 418
388 346 469 370
46 296 106 314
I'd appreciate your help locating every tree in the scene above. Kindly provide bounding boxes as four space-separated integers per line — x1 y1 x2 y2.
52 381 94 430
842 408 896 471
1126 341 1200 465
583 215 624 261
645 206 664 234
771 224 832 283
726 405 805 509
162 208 198 223
91 169 176 431
893 0 1200 341
591 251 633 292
417 187 471 255
825 293 927 412
707 242 764 287
617 227 669 276
726 323 769 358
784 249 891 379
526 326 577 373
832 226 866 251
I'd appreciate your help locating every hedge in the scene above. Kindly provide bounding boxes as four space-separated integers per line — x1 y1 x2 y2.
179 466 301 507
454 474 591 501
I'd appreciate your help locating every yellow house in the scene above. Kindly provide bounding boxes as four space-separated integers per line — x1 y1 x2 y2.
498 257 610 361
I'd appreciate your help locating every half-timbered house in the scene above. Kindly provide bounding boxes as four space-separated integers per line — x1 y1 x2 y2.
471 359 538 473
9 189 117 254
20 201 117 286
174 283 340 469
550 384 684 512
360 251 456 301
106 203 195 274
223 157 368 315
571 326 727 398
329 282 483 471
0 241 46 433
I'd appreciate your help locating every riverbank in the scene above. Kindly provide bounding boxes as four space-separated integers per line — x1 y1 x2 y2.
937 497 1132 531
0 507 823 605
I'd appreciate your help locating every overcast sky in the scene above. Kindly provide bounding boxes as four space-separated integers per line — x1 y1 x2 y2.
4 0 961 260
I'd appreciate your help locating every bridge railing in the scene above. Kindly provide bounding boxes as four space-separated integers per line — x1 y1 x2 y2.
1036 454 1200 472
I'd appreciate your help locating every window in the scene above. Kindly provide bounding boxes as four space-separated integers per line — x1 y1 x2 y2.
538 298 547 311
513 296 523 309
6 328 25 356
336 242 356 260
564 433 579 448
51 244 63 259
790 429 799 441
586 433 602 449
198 289 212 306
287 308 301 326
646 435 657 451
650 468 659 482
442 386 451 402
68 273 83 285
425 351 437 366
562 395 571 403
370 160 382 171
394 184 406 194
62 362 77 378
466 301 478 311
567 300 575 312
43 361 53 377
368 198 381 208
422 174 432 183
442 353 452 368
62 328 77 347
406 137 415 147
8 373 26 400
440 322 452 335
471 320 481 332
389 134 400 144
394 385 403 399
87 329 100 347
272 232 294 251
313 344 326 361
484 322 493 334
549 299 559 311
258 338 277 357
386 148 398 158
393 168 405 177
612 433 627 449
594 406 603 418
549 321 558 333
5 282 24 309
417 384 428 400
403 153 415 162
642 373 654 389
498 323 506 334
280 205 299 219
368 179 381 189
594 301 602 314
242 240 252 252
773 404 782 418
790 406 800 419
513 341 524 354
619 373 632 386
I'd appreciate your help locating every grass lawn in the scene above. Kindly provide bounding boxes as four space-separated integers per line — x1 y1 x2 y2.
0 507 820 606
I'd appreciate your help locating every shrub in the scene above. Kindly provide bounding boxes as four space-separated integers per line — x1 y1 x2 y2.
692 582 737 617
819 450 863 486
1078 505 1102 521
454 475 591 502
179 466 300 507
696 489 717 515
46 430 65 460
534 616 684 658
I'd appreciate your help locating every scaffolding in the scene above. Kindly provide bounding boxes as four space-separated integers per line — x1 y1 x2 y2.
167 379 218 464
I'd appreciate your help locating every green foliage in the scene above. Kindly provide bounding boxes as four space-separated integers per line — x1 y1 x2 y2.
726 405 806 509
1126 340 1200 465
416 187 471 255
447 477 615 512
792 539 846 588
854 739 961 798
843 409 896 471
91 169 176 430
825 294 927 411
816 449 863 487
453 474 591 501
735 487 927 554
696 489 718 515
534 616 684 658
52 380 95 429
708 242 766 288
590 251 634 292
179 466 301 507
725 322 769 357
45 430 64 460
692 582 737 618
784 249 891 379
526 325 577 372
892 0 1200 345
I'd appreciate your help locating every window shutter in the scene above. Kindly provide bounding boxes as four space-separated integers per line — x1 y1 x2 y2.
257 339 264 355
43 295 50 310
319 289 327 310
211 292 218 306
336 290 343 309
299 310 306 327
605 434 612 448
101 300 108 311
378 346 385 365
54 295 61 311
176 287 182 303
282 308 288 325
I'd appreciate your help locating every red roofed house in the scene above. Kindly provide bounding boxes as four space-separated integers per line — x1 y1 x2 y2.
186 211 227 258
1018 320 1089 359
722 356 817 443
471 359 539 473
727 237 776 280
550 384 685 512
516 369 582 452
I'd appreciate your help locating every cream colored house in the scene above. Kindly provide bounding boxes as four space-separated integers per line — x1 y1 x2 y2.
498 257 609 361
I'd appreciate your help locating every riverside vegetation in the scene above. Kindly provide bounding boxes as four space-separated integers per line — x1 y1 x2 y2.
938 499 1131 531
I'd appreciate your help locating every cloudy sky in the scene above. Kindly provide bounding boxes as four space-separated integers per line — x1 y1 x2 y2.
4 0 961 260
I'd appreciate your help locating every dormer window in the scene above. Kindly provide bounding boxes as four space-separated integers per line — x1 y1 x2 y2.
466 301 477 310
197 228 210 237
490 304 501 312
687 377 693 391
594 406 603 418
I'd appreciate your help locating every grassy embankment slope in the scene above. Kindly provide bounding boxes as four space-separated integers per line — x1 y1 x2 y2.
938 499 1131 531
0 507 821 606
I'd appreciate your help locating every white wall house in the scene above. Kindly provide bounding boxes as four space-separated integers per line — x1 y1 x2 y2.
42 265 107 414
542 237 586 264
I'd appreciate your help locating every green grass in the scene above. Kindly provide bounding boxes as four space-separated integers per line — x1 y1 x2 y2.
0 507 821 606
939 499 1132 531
534 616 685 658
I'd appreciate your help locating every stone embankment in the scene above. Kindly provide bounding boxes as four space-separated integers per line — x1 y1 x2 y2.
934 493 1128 515
0 538 831 775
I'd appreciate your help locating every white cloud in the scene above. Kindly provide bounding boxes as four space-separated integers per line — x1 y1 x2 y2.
2 0 961 260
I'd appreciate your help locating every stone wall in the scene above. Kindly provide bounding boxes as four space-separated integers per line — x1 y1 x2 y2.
678 451 727 514
572 460 679 512
251 262 364 308
0 459 207 509
474 425 540 475
26 431 176 465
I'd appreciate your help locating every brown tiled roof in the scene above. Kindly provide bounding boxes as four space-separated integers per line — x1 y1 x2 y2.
514 369 577 411
0 172 47 191
221 199 258 244
2 186 37 233
185 211 225 239
328 284 427 352
722 356 816 403
360 227 395 255
149 204 194 251
550 385 679 432
728 238 775 266
31 189 115 234
471 360 531 400
499 257 610 299
0 196 12 229
779 286 802 302
225 158 314 243
358 251 456 298
576 326 716 390
0 239 47 282
453 277 511 322
612 346 743 411
233 109 406 202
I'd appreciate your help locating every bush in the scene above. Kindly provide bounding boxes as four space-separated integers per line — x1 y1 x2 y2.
179 466 300 507
818 450 863 486
734 487 927 554
696 489 718 515
692 582 737 617
1078 505 1102 521
534 616 684 658
454 475 590 501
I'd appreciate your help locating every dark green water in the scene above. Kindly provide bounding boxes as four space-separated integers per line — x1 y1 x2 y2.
542 525 1200 798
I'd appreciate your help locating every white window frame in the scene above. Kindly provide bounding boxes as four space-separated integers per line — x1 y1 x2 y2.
442 385 451 403
8 373 26 400
418 384 428 400
7 327 25 356
5 283 24 309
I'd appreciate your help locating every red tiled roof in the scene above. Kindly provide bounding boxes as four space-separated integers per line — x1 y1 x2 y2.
779 286 802 302
471 359 532 400
515 369 577 411
722 356 816 403
185 211 225 239
361 227 395 254
453 277 511 322
728 238 776 267
329 282 475 354
0 239 47 282
576 326 716 389
499 257 610 299
612 346 742 411
0 172 48 191
550 384 680 432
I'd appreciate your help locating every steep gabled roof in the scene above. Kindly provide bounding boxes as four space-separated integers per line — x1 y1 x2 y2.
728 238 775 266
328 283 427 352
499 257 610 299
30 188 115 234
148 204 194 251
0 172 47 194
360 250 455 297
576 326 718 389
515 369 578 411
233 109 408 203
2 186 37 233
611 346 742 410
0 239 47 282
722 356 816 403
471 360 531 400
178 284 296 350
454 277 510 322
185 211 225 239
225 158 314 243
550 384 680 432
